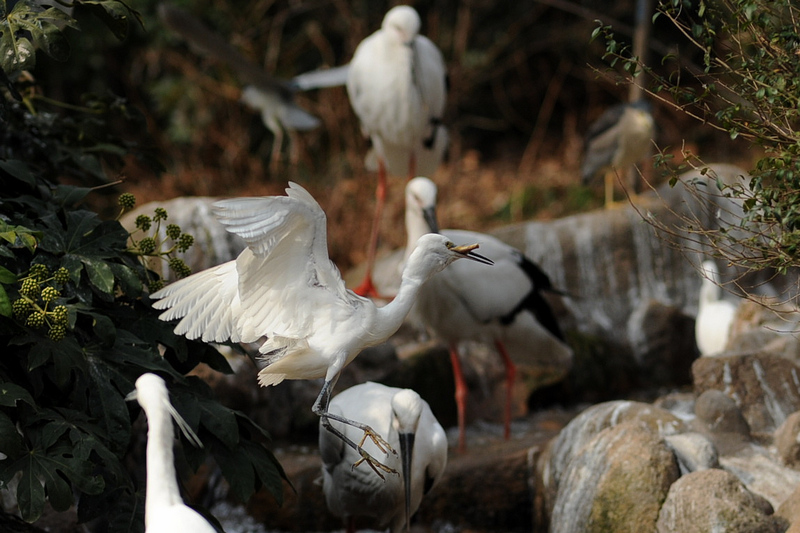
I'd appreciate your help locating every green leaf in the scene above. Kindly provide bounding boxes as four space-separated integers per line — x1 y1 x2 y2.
86 359 133 452
14 460 46 522
0 382 35 407
82 258 115 295
0 412 25 458
172 388 238 448
241 439 286 505
0 31 35 77
0 285 11 317
18 17 70 61
27 337 85 380
0 265 17 284
0 159 36 185
80 1 132 40
110 263 142 296
11 444 104 519
52 184 92 208
0 221 40 252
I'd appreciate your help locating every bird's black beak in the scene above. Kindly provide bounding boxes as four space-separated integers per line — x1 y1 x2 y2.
451 243 494 265
423 206 439 234
399 431 415 531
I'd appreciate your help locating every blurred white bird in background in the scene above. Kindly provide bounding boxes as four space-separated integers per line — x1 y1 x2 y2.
151 182 491 475
582 99 655 206
157 5 320 170
320 382 447 533
346 5 449 297
405 177 573 452
695 260 738 356
128 373 216 533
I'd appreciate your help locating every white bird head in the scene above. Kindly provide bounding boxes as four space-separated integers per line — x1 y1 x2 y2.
406 177 439 236
390 389 425 532
405 233 493 284
128 373 203 448
701 260 720 283
382 5 421 45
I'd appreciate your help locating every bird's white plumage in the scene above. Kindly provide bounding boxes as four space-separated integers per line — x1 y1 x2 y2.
151 182 351 358
291 64 351 91
404 177 572 449
347 5 448 178
151 182 488 473
695 260 737 356
405 178 572 361
240 85 321 132
132 373 215 533
320 382 447 533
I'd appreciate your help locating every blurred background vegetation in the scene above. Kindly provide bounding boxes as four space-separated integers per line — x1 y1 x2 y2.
35 0 759 272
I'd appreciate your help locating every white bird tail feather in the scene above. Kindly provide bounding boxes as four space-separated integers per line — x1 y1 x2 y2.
257 371 287 387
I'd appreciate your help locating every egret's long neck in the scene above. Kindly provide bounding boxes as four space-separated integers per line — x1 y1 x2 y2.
144 404 183 526
405 210 429 260
374 275 426 341
699 277 720 306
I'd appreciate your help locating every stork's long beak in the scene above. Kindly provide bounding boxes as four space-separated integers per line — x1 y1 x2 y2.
399 431 415 531
451 243 494 266
423 206 439 234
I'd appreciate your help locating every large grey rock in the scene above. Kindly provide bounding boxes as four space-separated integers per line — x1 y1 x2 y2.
656 469 785 533
776 411 800 469
493 164 787 347
550 420 680 533
720 446 800 510
694 389 751 435
728 298 800 363
627 298 697 386
541 400 684 519
693 353 800 433
664 432 719 474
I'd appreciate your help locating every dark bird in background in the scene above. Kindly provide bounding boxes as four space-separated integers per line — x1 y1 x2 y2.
582 99 655 206
157 4 320 169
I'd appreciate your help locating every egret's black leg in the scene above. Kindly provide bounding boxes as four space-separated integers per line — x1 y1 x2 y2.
313 379 398 479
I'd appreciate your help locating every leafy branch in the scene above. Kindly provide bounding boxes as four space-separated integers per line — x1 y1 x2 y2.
597 0 800 276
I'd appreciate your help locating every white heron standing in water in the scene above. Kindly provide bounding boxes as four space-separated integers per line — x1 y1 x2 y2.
150 182 490 474
695 260 737 356
320 382 447 533
404 177 573 452
128 373 216 533
346 5 448 297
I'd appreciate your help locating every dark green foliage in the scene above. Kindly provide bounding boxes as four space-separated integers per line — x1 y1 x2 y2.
600 0 800 273
0 4 286 530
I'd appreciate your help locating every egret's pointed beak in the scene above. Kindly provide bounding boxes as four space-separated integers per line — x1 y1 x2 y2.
399 431 415 531
423 206 439 234
451 243 494 266
124 390 137 402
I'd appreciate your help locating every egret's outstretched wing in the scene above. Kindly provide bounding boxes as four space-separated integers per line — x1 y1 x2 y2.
151 260 245 343
211 182 352 342
152 182 352 345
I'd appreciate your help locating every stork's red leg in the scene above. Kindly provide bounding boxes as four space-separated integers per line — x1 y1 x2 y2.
353 160 389 299
407 152 417 181
494 339 516 440
449 343 468 453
